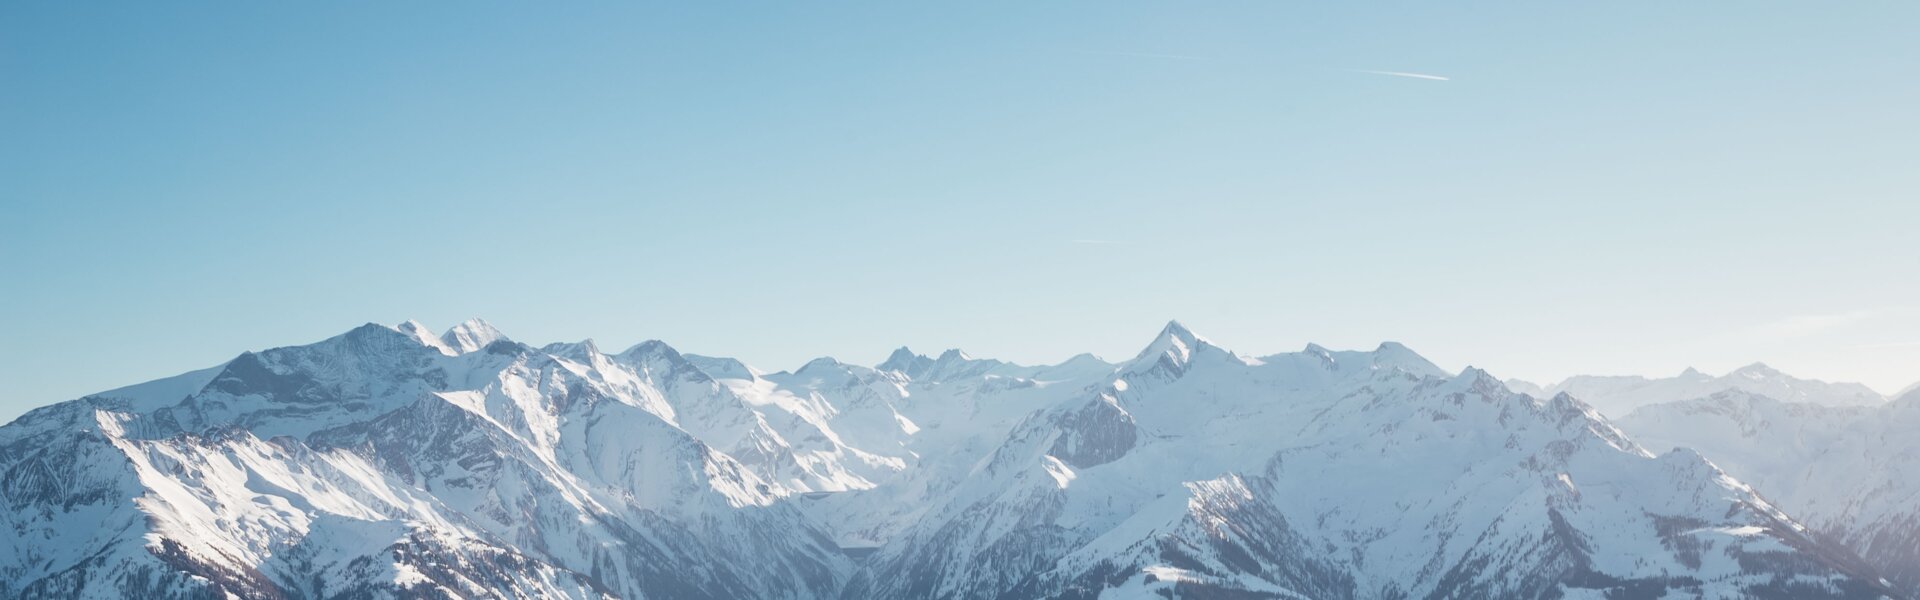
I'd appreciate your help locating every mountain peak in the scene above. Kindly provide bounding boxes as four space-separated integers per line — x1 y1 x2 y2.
1137 320 1211 357
1123 319 1232 378
683 353 759 381
935 348 973 362
1449 366 1507 394
441 318 508 355
617 340 709 378
1731 362 1782 379
797 356 844 373
878 346 934 376
336 322 424 351
1898 380 1920 403
397 319 432 336
1157 319 1203 344
1141 320 1204 355
622 339 683 360
1368 341 1446 378
346 321 397 337
395 320 455 354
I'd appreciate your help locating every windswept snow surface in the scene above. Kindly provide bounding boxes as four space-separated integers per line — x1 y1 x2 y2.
0 320 1903 599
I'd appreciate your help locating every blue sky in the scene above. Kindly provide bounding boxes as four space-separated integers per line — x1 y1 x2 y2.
4 2 1919 420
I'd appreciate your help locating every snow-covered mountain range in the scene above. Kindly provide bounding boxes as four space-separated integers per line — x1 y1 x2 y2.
1507 364 1887 420
1502 365 1920 595
1613 389 1920 597
1 319 1907 599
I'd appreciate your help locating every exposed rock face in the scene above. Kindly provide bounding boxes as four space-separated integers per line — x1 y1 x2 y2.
1619 390 1920 597
0 320 1903 599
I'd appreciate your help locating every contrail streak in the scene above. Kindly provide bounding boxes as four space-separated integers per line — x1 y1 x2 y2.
1350 69 1450 81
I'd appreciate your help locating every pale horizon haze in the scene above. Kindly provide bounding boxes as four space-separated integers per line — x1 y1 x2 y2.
5 2 1919 422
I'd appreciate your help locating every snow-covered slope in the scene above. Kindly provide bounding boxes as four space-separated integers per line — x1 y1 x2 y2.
0 319 1904 599
1514 364 1885 418
1618 391 1920 596
1898 381 1920 403
840 323 1895 599
1 322 846 599
784 347 1118 550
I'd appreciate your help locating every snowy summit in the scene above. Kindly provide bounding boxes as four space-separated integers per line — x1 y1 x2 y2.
0 319 1908 599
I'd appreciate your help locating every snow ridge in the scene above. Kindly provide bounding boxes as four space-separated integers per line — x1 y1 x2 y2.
1514 363 1886 418
0 319 1905 599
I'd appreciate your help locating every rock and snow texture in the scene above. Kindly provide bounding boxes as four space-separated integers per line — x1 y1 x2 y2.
1618 391 1920 596
843 325 1893 600
1 323 846 600
0 319 1904 599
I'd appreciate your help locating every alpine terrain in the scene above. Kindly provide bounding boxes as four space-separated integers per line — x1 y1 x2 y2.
1611 387 1918 597
1507 365 1920 596
0 320 1906 599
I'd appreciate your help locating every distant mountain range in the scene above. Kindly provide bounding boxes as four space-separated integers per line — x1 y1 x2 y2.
1506 364 1888 419
1505 363 1920 594
1 319 1909 599
1615 389 1920 595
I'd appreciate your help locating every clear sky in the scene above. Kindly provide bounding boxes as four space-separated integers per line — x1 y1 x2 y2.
4 2 1919 421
